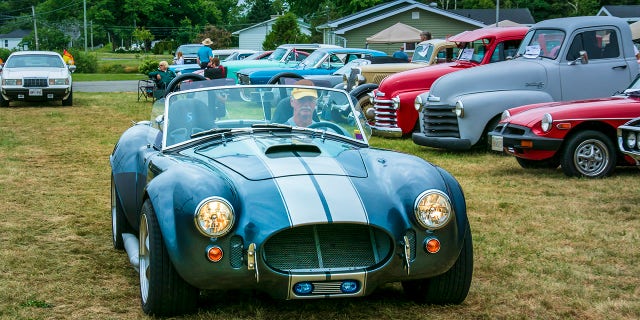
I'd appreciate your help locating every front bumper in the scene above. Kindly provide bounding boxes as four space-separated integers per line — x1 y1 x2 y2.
412 132 472 150
2 86 71 101
489 123 563 159
371 125 403 138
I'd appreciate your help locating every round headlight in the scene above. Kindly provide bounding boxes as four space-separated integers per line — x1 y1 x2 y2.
194 197 235 237
356 74 365 87
414 190 453 230
454 100 464 117
414 94 423 111
541 113 553 132
391 96 400 110
626 131 637 149
501 110 511 121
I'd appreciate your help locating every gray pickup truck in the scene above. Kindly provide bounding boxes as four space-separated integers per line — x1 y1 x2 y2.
412 16 639 151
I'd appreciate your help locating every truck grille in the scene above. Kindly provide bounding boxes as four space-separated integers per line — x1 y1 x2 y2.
263 224 392 272
372 97 398 129
23 78 48 88
422 105 460 137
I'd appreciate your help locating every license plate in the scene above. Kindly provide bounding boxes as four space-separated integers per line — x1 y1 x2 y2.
29 89 42 96
491 135 503 152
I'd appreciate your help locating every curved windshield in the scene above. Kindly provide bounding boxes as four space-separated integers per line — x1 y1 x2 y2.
6 54 65 68
177 45 202 55
299 51 326 68
456 40 490 64
411 43 435 63
269 48 288 61
157 83 372 148
516 29 565 59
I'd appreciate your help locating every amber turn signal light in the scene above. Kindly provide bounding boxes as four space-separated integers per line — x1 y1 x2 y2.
207 246 223 262
425 238 440 253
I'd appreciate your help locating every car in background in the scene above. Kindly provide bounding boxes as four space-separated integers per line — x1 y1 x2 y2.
298 56 409 89
346 38 458 97
223 49 258 61
489 75 640 178
0 51 76 107
236 48 388 85
222 43 340 83
617 116 640 163
368 27 528 137
110 80 473 316
172 44 202 65
171 49 259 75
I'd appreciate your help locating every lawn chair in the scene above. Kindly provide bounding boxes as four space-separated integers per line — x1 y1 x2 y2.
137 78 166 102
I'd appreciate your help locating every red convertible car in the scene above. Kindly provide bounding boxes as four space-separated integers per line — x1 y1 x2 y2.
489 76 640 178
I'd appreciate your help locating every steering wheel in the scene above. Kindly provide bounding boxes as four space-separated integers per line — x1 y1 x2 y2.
308 121 350 136
164 73 207 97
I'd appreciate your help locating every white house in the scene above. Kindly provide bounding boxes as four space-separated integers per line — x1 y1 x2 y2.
232 16 311 51
0 29 30 50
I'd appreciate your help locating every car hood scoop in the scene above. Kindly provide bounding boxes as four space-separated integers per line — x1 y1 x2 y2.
193 137 368 180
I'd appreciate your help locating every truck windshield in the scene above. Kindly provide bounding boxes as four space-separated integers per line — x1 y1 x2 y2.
517 29 566 59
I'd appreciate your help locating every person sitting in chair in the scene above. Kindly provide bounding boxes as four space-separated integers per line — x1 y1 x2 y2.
285 80 318 127
148 61 176 88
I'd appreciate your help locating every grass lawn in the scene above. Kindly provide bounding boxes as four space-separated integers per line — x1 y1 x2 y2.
0 92 638 319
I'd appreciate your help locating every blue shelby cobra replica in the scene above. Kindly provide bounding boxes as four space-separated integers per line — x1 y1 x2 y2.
110 80 473 316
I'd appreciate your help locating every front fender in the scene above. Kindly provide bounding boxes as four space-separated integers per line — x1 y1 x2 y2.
456 90 554 146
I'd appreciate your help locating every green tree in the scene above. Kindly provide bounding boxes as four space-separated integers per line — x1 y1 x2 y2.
245 0 276 24
196 25 232 49
20 26 70 50
262 12 309 50
132 27 154 52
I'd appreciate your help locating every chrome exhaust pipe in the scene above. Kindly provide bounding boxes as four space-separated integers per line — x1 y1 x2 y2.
122 233 139 272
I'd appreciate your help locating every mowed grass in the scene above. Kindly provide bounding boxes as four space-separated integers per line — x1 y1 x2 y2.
0 92 638 319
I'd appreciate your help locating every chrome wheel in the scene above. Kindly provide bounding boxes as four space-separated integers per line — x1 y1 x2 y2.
139 214 150 304
573 138 609 177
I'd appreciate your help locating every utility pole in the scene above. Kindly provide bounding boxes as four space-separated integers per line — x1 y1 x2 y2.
32 6 39 50
84 0 88 52
495 0 500 27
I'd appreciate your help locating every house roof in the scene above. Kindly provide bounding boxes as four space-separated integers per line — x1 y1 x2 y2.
597 5 640 21
450 9 535 25
365 22 422 44
317 0 486 34
232 17 310 35
0 29 30 38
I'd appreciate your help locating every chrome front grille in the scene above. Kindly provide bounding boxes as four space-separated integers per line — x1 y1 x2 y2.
373 96 398 128
422 105 459 137
23 78 48 88
263 224 391 272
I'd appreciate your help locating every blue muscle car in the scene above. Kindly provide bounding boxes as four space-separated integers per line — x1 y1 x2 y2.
236 48 388 85
110 80 473 316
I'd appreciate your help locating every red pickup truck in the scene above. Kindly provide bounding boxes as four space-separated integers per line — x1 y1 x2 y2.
369 27 528 137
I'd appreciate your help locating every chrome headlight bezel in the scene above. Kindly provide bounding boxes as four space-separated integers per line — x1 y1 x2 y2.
541 113 553 132
194 197 235 238
414 94 424 111
626 131 637 149
414 190 453 230
454 100 464 118
355 74 365 87
2 79 21 86
49 78 69 86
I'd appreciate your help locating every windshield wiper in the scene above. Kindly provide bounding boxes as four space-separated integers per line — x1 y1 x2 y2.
251 123 293 132
191 128 233 139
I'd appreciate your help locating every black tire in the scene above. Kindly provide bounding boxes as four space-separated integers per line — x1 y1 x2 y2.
164 73 207 97
111 175 131 250
402 226 473 304
516 156 560 169
62 91 73 106
267 72 303 85
560 130 616 178
0 95 9 107
139 199 198 316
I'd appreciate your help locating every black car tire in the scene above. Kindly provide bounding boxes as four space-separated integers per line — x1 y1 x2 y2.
0 95 9 107
401 226 473 304
164 73 207 97
267 72 303 85
139 199 198 316
111 175 131 250
560 130 616 178
516 156 560 169
62 91 73 106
